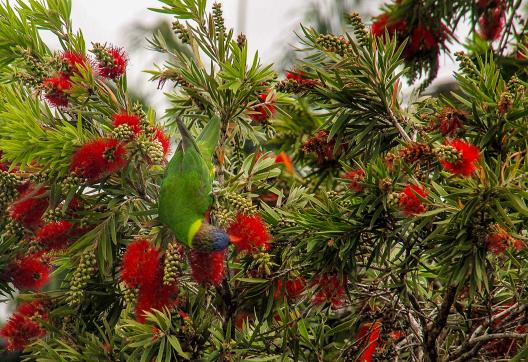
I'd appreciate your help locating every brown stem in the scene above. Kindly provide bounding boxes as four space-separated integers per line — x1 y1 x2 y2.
423 286 457 362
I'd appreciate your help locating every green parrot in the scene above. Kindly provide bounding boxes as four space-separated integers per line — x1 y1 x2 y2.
159 117 229 251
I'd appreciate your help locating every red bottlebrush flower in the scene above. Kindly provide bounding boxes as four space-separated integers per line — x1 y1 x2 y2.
371 14 389 37
433 107 466 137
61 51 87 74
405 25 438 58
227 213 272 253
8 254 50 291
95 47 127 80
311 273 346 309
134 270 178 323
275 151 294 174
344 168 366 192
274 276 305 300
398 142 433 164
112 112 142 135
189 249 225 286
485 225 524 255
355 321 382 362
1 300 49 351
70 138 128 181
438 139 480 177
301 130 341 165
371 13 408 37
389 330 405 340
151 128 171 156
286 70 305 82
135 283 178 323
35 220 74 251
121 239 161 288
478 5 505 41
42 73 72 107
8 184 48 229
399 184 428 216
250 93 275 122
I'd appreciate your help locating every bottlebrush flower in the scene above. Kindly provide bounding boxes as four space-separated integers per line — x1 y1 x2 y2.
189 249 225 286
274 276 305 300
285 70 320 88
70 138 128 181
344 169 365 192
227 213 272 253
485 224 524 255
112 112 142 135
355 321 382 362
61 51 88 74
275 151 294 174
301 130 340 165
8 254 50 291
42 73 72 107
371 13 407 37
438 139 480 176
8 184 48 229
405 25 438 58
134 270 178 323
35 220 74 251
311 273 346 309
433 107 466 137
93 44 127 80
478 3 506 41
249 93 275 122
399 184 428 216
398 142 432 164
121 238 161 288
0 301 48 351
151 128 170 157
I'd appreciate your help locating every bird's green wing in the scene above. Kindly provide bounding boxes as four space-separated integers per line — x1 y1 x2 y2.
158 118 220 247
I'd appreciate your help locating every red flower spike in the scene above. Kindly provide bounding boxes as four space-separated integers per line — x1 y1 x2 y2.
355 321 382 362
485 225 524 255
70 138 128 181
478 5 505 41
439 139 480 176
311 273 346 309
250 93 275 122
344 169 366 192
112 112 142 135
97 47 127 80
301 130 340 165
8 254 50 291
189 249 226 286
275 151 295 174
227 213 272 253
0 303 47 352
151 128 170 156
371 14 407 38
134 269 178 323
61 51 88 74
42 73 72 107
407 25 437 56
121 239 161 288
8 184 48 229
274 276 305 300
399 184 428 216
35 220 74 251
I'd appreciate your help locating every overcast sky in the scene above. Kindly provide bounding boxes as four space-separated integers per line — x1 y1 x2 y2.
63 0 462 108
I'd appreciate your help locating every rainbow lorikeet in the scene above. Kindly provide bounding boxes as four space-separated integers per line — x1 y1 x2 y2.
159 117 229 251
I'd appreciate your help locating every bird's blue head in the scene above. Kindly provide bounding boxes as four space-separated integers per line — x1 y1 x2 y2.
210 228 230 251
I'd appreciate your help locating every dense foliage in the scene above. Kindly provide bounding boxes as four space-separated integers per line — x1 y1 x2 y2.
1 0 528 361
